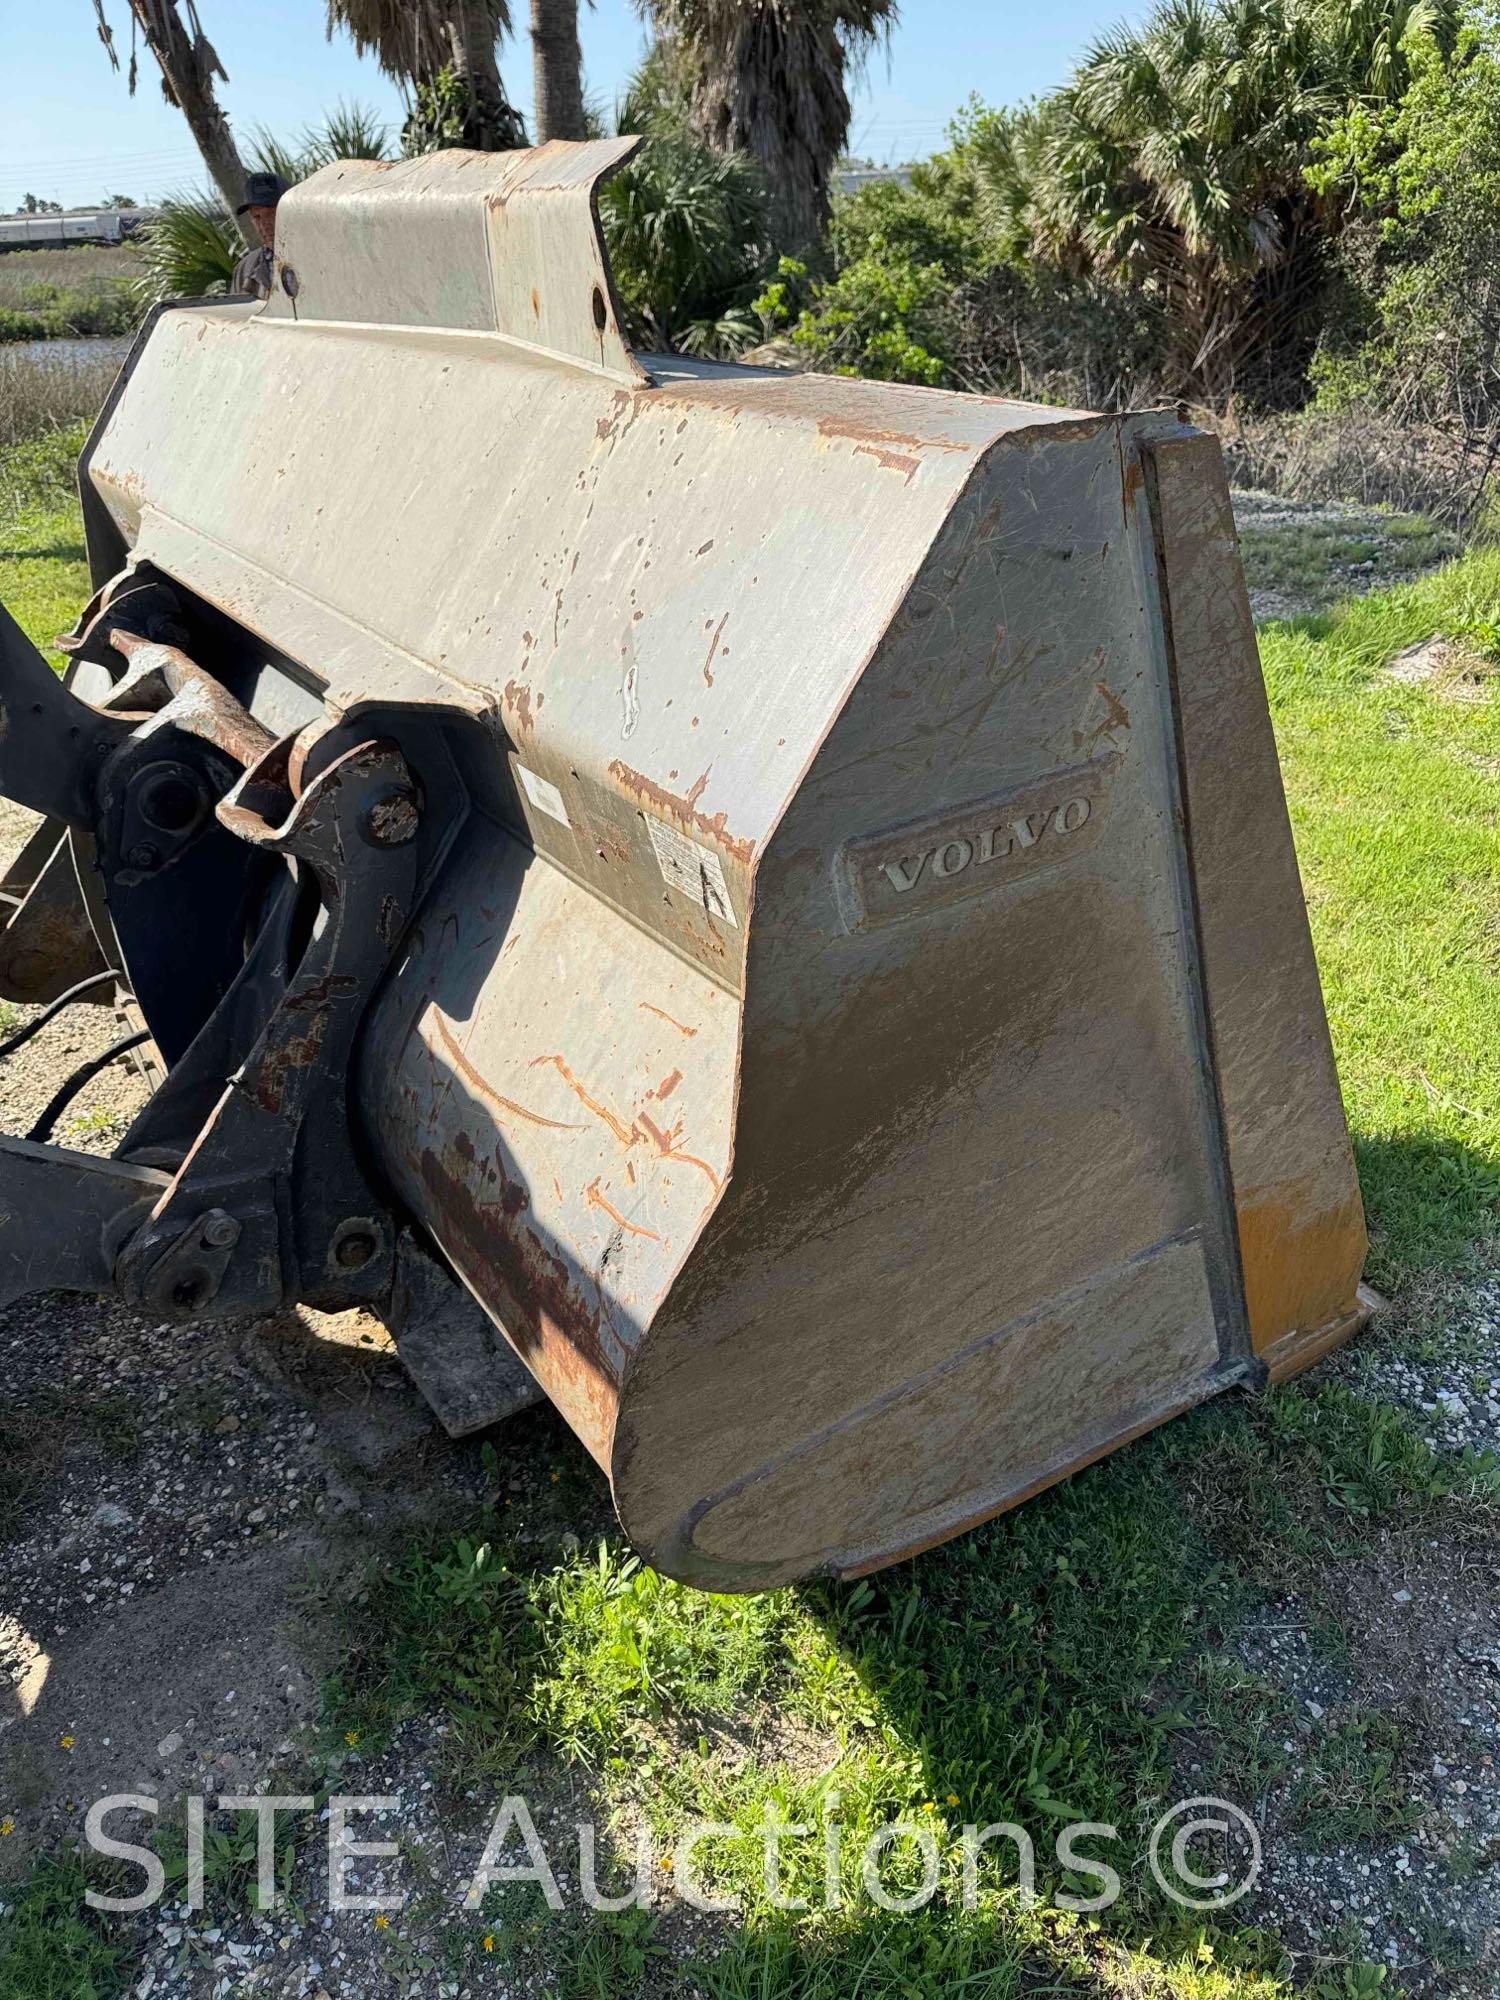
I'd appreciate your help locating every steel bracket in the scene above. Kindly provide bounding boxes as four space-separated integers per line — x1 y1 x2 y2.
114 733 422 1321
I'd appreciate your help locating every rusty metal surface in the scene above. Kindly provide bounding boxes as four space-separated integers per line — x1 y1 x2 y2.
387 1231 545 1436
84 295 1082 997
0 827 109 1006
60 141 1371 1590
115 736 422 1320
1143 434 1368 1360
607 412 1260 1587
364 825 740 1463
262 140 647 384
106 629 278 772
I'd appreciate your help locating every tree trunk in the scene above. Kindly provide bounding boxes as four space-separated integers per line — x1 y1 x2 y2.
127 0 248 231
689 9 840 256
529 0 587 143
443 0 528 150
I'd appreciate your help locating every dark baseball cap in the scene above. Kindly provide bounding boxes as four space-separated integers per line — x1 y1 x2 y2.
235 171 290 215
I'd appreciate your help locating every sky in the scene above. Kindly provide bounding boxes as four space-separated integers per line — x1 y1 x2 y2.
0 1 1134 214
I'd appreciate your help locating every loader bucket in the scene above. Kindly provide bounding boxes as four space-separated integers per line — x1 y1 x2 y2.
0 140 1373 1590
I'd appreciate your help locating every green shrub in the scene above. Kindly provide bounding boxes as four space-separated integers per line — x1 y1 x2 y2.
1307 4 1500 520
132 199 240 304
756 176 1162 403
759 3 1461 409
600 133 772 356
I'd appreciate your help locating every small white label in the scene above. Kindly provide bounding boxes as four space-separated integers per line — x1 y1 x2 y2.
515 763 570 828
644 817 738 927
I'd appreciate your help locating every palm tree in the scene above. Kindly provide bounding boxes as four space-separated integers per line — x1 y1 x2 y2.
993 0 1459 403
325 0 527 153
600 133 770 353
639 0 898 254
91 0 248 224
246 102 395 187
530 0 588 141
593 52 771 355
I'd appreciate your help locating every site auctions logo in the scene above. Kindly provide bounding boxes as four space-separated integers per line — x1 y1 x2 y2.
80 1791 1263 1917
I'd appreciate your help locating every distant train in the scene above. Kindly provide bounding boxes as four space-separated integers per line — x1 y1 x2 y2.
0 207 161 252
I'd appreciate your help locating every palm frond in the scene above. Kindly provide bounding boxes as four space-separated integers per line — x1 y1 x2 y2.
132 194 239 302
642 0 898 247
326 0 513 81
599 122 772 350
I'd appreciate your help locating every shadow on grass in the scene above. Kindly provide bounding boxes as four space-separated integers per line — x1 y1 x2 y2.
0 539 87 562
300 1206 1500 1996
318 1399 1298 1987
484 1886 1182 2000
1353 1128 1500 1291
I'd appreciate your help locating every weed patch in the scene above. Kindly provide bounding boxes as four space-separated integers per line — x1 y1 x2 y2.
0 426 91 669
0 1852 133 1999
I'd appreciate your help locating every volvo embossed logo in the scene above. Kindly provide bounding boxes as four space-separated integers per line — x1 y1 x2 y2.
841 753 1117 928
881 793 1095 895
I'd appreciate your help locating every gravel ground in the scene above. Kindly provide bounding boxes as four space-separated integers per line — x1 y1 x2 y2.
1240 1280 1500 1994
0 799 513 1995
1231 488 1461 621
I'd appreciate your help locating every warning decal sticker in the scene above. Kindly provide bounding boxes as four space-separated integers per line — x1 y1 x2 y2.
644 817 738 927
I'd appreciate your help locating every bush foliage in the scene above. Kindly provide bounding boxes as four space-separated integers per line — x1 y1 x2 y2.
734 2 1478 423
24 4 1500 520
718 0 1500 518
1304 4 1500 517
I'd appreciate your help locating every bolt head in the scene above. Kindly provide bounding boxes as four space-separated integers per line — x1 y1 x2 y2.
126 841 161 872
201 1211 240 1249
334 1227 378 1270
364 791 421 848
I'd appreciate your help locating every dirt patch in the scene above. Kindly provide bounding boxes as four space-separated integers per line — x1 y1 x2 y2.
0 1274 486 1865
1385 638 1499 702
1208 1279 1500 1996
0 798 499 1888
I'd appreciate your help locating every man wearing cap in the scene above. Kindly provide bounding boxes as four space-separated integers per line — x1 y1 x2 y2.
231 171 289 299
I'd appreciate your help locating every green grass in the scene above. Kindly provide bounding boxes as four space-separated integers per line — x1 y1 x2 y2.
0 244 141 342
299 1376 1493 1995
1259 558 1500 1283
0 425 89 667
1237 511 1459 610
0 1854 132 1999
3 446 1498 1996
